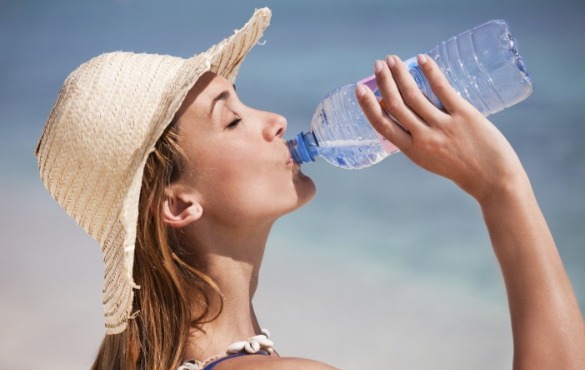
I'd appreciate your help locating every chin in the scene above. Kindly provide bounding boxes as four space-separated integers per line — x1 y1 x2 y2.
294 172 317 208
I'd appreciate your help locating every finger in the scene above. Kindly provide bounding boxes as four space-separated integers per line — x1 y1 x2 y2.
374 57 427 134
375 58 428 135
388 55 448 124
417 54 470 114
355 84 412 150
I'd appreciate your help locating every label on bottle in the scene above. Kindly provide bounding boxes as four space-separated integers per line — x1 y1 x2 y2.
377 132 400 155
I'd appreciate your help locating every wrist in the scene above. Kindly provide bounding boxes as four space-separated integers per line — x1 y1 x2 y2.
474 170 533 209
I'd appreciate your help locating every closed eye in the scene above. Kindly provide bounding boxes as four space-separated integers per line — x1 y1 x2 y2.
226 117 241 130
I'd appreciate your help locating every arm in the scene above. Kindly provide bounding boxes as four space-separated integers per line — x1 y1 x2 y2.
356 54 585 369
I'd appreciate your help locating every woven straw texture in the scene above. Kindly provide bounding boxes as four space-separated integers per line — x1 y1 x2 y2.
35 8 271 334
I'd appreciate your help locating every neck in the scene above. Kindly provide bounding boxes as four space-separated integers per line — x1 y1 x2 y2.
180 219 274 361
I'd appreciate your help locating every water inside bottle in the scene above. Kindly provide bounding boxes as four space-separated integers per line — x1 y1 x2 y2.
315 139 387 169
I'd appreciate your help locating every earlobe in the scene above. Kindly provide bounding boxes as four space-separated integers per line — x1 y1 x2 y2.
162 190 203 228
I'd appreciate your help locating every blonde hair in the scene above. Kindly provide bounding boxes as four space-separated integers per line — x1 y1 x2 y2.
91 124 222 370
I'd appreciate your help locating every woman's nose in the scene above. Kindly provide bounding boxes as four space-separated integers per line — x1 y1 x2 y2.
262 111 287 141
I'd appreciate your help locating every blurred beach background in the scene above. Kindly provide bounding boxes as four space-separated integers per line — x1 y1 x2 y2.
1 0 584 369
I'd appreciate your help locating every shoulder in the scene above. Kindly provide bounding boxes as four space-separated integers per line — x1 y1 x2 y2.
212 355 339 370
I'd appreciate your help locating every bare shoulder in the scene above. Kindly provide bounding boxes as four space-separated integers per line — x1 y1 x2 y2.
213 355 339 370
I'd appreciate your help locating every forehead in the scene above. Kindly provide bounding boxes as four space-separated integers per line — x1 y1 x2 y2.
176 72 233 121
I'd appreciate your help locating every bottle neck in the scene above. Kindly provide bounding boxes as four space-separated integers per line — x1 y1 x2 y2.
286 132 317 164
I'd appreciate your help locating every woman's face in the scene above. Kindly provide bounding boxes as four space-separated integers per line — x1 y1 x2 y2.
173 72 315 227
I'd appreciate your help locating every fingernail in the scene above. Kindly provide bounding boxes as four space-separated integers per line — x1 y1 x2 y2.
417 54 427 65
374 60 384 73
356 84 366 98
386 55 395 68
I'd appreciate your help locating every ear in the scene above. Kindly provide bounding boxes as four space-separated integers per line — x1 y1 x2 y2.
162 185 203 229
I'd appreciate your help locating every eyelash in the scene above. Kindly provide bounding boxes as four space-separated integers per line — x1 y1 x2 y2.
226 117 241 130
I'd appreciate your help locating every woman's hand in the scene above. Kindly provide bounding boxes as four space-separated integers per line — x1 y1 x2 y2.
357 55 585 370
356 55 527 203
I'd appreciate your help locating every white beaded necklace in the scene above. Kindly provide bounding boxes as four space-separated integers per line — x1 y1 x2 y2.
178 329 274 370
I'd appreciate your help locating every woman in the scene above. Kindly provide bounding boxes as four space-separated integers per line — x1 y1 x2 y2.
36 8 585 370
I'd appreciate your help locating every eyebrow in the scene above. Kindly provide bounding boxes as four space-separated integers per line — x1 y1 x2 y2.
209 90 230 118
208 84 237 118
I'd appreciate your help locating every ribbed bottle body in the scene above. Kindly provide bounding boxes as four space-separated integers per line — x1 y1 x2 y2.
288 19 532 170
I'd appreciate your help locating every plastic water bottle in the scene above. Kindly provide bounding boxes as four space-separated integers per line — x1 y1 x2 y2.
287 19 533 170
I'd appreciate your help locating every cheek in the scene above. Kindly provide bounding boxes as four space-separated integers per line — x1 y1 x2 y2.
194 154 274 213
217 165 280 207
204 165 306 222
187 141 315 220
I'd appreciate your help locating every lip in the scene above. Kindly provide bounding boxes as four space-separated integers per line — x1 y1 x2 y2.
283 141 294 166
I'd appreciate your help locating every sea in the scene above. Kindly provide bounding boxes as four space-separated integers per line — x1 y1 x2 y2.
1 0 584 369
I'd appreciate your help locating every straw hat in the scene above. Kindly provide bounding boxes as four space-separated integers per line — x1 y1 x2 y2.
35 8 271 334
